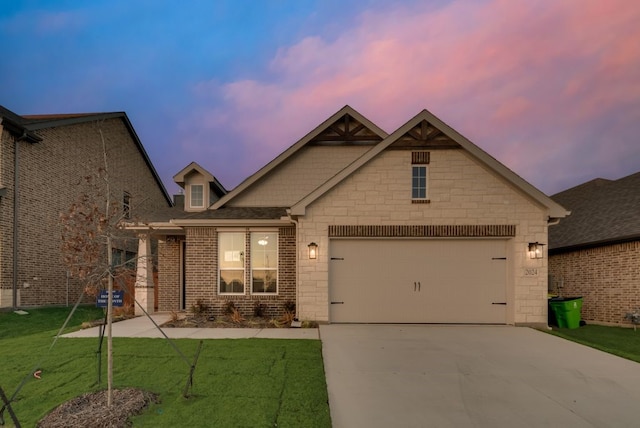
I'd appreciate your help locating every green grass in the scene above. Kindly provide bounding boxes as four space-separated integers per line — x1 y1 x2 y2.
546 324 640 363
0 307 331 427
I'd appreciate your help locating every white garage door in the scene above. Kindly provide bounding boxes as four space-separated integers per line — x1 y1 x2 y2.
329 239 508 323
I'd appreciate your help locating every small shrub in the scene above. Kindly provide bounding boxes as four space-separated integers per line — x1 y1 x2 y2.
169 310 180 323
283 300 296 314
253 301 267 318
223 301 237 315
230 307 245 324
191 299 208 314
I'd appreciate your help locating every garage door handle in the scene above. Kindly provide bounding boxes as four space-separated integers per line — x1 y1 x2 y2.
418 282 421 291
492 302 507 305
331 301 344 305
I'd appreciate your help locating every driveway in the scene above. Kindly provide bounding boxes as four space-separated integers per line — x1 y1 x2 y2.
320 325 640 427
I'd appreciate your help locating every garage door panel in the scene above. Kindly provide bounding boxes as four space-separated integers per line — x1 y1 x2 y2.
329 239 507 323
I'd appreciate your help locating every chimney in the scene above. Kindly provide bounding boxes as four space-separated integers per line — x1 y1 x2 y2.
173 193 185 208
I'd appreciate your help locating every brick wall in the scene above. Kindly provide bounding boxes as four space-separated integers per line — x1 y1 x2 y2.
0 127 15 304
0 118 169 307
158 237 181 311
163 226 297 318
549 241 640 325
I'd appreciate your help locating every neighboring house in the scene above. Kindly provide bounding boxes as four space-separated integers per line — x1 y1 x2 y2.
549 172 640 325
133 105 568 326
0 105 172 309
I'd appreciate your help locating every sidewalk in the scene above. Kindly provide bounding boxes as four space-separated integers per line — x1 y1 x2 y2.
62 313 319 340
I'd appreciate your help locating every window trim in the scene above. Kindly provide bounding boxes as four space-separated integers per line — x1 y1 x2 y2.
190 184 205 208
411 165 428 201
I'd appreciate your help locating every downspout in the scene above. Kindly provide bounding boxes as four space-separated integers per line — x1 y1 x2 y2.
286 210 300 320
13 131 27 309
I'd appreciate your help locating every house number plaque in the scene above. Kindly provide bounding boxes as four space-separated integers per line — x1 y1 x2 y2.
524 268 538 276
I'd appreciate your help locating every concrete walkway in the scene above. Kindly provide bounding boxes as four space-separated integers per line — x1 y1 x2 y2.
62 313 319 340
319 324 640 428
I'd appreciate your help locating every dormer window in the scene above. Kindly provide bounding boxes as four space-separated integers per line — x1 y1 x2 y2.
190 184 204 208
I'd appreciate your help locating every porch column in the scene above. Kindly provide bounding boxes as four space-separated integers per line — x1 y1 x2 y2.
134 232 155 316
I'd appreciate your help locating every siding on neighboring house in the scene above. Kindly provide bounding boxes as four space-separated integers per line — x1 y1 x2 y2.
0 111 171 308
548 172 640 326
550 241 640 325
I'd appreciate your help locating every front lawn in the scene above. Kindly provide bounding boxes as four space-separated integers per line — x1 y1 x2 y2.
0 307 331 427
546 324 640 363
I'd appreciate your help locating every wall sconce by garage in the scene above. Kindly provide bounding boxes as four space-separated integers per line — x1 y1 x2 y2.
0 187 6 201
308 242 318 259
528 242 545 259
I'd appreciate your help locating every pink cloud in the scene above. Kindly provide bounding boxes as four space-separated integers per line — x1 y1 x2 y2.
189 0 640 193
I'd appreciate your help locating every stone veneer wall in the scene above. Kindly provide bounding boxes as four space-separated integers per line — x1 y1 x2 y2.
297 149 550 325
549 240 640 325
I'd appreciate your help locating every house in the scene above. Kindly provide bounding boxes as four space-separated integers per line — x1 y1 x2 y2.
0 105 172 309
549 172 640 325
133 105 568 326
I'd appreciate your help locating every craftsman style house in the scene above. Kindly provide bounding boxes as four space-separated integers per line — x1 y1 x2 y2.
549 172 640 325
135 106 568 326
0 105 172 308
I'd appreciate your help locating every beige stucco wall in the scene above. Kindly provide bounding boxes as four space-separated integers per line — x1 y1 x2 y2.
230 145 370 207
296 148 550 325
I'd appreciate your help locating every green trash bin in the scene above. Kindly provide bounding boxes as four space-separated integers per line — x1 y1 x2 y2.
549 297 583 329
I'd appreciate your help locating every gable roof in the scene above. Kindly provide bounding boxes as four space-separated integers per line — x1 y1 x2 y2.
211 105 388 209
549 172 640 251
0 105 172 206
289 108 569 220
173 161 227 195
0 105 42 143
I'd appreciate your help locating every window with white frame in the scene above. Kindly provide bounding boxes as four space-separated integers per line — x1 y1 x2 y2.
251 232 277 294
411 151 430 201
190 184 204 208
218 232 245 294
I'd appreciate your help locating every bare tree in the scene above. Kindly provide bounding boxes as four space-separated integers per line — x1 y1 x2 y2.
59 129 137 407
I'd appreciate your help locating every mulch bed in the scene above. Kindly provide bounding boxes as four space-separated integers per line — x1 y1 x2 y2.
37 388 159 428
161 314 290 329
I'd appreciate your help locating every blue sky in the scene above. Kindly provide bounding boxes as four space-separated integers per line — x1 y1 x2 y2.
2 0 639 197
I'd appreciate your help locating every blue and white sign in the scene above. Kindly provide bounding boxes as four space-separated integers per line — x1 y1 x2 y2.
96 290 124 308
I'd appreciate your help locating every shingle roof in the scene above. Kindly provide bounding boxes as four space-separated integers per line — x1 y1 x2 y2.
0 105 172 206
145 206 288 222
549 172 640 251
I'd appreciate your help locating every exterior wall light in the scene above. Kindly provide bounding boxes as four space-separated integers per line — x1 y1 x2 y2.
528 242 545 259
308 242 318 259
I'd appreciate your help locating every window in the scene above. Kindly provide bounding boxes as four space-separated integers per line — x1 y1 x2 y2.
412 166 427 199
190 184 204 208
251 232 277 294
218 232 245 294
411 151 430 201
123 191 131 219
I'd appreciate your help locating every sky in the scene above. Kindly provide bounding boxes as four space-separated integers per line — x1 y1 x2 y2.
1 0 639 198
